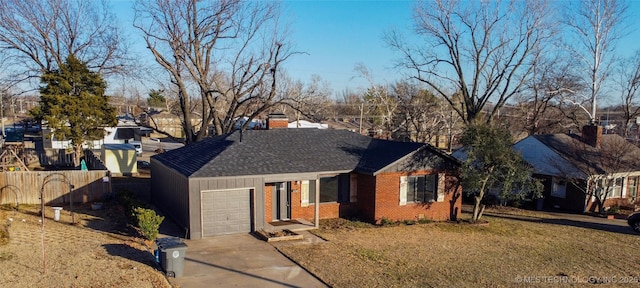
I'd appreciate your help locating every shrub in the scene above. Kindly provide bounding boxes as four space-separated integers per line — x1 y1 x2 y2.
116 189 145 223
380 217 397 226
607 205 620 215
417 218 432 224
133 207 164 240
403 219 417 225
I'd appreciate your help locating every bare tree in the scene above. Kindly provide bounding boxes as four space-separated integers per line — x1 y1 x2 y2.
561 0 629 124
514 58 584 135
355 64 397 138
391 81 440 141
134 0 296 144
0 0 129 87
616 50 640 137
386 0 554 125
279 74 333 124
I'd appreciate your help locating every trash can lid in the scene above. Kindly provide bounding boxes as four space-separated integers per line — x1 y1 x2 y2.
155 237 187 249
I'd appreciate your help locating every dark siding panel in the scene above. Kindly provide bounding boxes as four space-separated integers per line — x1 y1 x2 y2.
150 160 190 238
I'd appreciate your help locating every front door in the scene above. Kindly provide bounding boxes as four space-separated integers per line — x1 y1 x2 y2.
272 182 291 221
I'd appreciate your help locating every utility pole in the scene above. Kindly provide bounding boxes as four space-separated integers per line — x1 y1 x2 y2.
359 102 364 135
1 90 4 138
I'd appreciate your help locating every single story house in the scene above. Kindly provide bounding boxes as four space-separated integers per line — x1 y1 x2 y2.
151 115 461 239
514 125 640 212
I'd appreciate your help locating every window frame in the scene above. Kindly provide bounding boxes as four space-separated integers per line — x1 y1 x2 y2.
551 177 567 199
407 174 437 203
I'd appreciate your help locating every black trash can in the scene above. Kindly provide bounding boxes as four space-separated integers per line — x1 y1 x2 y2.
155 237 188 277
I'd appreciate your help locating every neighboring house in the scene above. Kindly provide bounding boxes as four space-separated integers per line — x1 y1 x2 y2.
151 115 461 239
43 123 143 150
514 125 640 213
141 111 200 138
288 119 329 129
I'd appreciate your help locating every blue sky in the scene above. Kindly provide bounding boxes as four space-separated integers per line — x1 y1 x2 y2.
282 0 414 95
114 0 640 99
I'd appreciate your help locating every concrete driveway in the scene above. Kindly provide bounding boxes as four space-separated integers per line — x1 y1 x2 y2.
165 232 328 288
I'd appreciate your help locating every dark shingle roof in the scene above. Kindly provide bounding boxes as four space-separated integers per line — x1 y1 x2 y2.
533 133 640 175
153 129 452 177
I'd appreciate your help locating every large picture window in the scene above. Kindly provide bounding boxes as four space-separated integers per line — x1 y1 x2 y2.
309 174 351 204
319 176 338 202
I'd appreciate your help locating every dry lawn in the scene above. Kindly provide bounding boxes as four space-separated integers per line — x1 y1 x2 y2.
0 203 170 288
278 208 640 287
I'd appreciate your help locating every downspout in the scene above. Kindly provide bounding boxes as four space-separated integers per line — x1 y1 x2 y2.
314 178 320 229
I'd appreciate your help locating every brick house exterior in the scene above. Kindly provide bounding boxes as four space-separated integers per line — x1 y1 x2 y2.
151 119 461 239
515 125 640 213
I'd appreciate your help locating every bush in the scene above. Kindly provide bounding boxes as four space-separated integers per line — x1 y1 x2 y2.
417 218 432 224
403 219 417 225
133 207 164 240
607 205 620 215
116 189 145 223
380 217 397 226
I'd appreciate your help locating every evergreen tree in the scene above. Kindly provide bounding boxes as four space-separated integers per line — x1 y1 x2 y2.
147 89 166 110
459 124 542 221
32 54 117 167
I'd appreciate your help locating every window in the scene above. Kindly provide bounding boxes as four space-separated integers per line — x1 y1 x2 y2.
319 176 338 202
400 174 445 205
629 177 638 203
307 174 351 204
407 174 437 203
551 177 567 198
610 177 623 198
306 180 317 204
596 177 624 198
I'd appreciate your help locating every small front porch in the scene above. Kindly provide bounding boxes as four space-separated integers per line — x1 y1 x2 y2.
264 179 321 233
264 218 316 233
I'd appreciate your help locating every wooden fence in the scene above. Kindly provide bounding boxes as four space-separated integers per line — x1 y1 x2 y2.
0 170 112 205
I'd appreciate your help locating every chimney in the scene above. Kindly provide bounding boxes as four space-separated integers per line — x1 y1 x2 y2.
266 113 288 129
581 124 602 147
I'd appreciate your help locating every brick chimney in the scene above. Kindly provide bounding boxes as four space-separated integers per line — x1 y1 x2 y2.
582 124 602 147
266 113 288 129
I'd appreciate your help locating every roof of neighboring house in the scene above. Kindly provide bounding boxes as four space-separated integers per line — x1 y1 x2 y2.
531 133 640 176
103 143 136 151
153 129 457 177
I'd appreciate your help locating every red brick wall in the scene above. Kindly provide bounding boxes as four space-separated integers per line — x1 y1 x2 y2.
372 171 461 223
267 119 288 129
266 181 344 222
356 173 377 222
263 171 462 224
586 196 633 212
265 184 273 222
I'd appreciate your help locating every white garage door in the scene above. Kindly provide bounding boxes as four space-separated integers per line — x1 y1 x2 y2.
201 189 251 237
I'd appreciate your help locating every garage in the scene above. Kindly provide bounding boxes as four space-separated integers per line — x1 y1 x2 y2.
201 189 252 237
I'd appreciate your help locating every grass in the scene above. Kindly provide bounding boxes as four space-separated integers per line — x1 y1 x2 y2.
279 208 640 287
